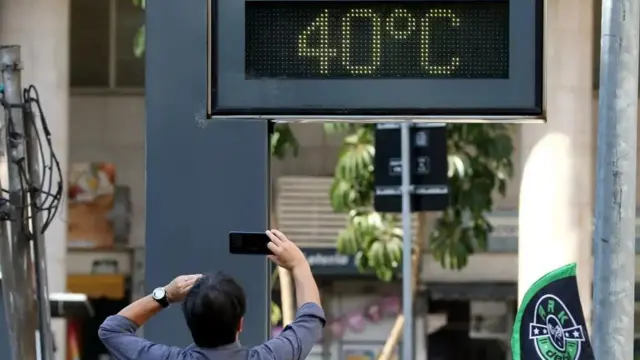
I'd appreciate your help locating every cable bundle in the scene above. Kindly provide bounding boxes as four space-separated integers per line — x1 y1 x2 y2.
0 84 64 237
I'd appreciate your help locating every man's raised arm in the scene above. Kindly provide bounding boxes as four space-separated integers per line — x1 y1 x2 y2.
98 296 183 360
252 230 325 360
98 274 201 360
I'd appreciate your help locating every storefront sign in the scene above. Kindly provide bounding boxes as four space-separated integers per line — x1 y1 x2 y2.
306 252 350 267
302 248 363 276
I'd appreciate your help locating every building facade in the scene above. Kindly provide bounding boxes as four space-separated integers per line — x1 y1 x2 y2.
0 0 639 359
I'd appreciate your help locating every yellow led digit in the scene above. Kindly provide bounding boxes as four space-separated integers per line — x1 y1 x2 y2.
341 9 381 75
386 8 415 40
298 10 337 75
421 9 460 75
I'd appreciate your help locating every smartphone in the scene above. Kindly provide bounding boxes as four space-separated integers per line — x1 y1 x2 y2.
229 232 272 255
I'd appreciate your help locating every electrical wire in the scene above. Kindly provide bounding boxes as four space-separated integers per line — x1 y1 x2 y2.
0 85 63 236
23 85 64 233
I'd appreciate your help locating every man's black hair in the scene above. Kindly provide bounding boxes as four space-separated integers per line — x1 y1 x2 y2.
182 272 246 347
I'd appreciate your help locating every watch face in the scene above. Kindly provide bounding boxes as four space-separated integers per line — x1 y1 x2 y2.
152 288 165 300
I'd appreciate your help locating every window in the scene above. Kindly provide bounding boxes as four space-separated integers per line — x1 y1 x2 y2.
70 0 145 89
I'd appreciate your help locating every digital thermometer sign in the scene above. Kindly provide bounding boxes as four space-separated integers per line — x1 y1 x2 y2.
208 0 543 119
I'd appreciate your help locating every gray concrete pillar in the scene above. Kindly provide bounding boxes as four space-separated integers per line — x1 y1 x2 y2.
517 0 595 329
145 0 270 347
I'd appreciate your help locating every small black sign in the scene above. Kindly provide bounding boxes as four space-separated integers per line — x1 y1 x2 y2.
374 123 449 212
511 263 594 360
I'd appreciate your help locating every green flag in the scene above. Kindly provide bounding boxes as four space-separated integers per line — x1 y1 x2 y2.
511 263 594 360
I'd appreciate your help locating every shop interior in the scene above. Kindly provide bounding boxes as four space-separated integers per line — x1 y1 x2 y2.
63 162 144 360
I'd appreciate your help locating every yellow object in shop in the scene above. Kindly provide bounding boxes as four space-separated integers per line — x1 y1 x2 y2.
67 274 125 300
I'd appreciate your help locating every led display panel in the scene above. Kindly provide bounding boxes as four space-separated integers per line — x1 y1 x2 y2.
245 2 509 79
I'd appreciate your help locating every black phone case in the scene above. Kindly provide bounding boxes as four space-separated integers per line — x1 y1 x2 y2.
229 232 272 255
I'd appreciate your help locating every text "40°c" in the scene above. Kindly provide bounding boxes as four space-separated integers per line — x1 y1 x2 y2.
298 8 461 76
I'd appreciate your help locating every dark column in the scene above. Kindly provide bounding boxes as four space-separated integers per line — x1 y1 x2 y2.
145 0 270 348
0 284 10 358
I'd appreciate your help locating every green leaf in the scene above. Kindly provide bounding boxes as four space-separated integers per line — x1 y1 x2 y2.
355 251 369 272
376 267 394 282
337 225 359 255
385 237 403 267
335 130 374 182
133 25 145 58
447 153 469 178
270 301 281 325
270 123 299 159
368 241 386 268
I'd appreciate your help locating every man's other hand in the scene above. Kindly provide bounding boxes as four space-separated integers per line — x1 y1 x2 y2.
266 229 308 271
165 274 202 303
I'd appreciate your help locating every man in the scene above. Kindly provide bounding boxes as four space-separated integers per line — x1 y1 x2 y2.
98 230 325 360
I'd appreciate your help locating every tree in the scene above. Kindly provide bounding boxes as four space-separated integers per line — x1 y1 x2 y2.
327 123 513 274
326 123 514 357
131 0 300 325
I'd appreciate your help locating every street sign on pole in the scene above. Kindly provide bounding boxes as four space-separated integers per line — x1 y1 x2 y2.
379 122 448 360
374 123 449 213
207 0 544 120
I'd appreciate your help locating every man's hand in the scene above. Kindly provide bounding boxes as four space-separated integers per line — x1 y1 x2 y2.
165 274 202 303
266 229 308 271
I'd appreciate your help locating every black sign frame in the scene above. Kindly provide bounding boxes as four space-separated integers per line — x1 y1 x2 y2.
207 0 544 119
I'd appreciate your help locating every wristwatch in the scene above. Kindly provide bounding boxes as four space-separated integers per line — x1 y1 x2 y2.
151 287 170 308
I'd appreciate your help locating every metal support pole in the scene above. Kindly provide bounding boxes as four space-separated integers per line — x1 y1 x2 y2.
401 122 413 360
592 0 639 358
23 89 55 359
0 45 38 360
